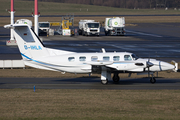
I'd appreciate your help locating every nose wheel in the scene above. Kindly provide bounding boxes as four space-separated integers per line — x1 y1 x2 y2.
150 77 156 84
150 74 156 84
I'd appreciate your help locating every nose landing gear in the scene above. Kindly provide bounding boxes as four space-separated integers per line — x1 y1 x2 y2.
150 74 156 84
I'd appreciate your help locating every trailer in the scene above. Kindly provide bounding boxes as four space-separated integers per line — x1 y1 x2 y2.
104 17 125 36
78 20 100 36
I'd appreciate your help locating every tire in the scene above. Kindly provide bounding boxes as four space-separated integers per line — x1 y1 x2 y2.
78 30 82 35
150 78 156 84
113 73 120 83
101 79 108 85
105 31 107 36
82 30 85 36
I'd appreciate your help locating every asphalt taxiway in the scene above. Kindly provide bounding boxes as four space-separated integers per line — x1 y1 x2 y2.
0 77 180 90
0 23 179 89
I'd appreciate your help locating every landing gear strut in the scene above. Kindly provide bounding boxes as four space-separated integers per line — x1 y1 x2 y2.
150 74 156 84
113 73 120 83
101 67 111 85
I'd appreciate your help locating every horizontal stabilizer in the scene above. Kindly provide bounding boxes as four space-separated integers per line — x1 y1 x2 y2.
4 24 30 29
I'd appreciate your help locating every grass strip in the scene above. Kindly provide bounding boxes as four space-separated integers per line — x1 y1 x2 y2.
0 89 180 120
1 0 180 16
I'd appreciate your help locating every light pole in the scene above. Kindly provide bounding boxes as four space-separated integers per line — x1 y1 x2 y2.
10 0 15 40
34 0 39 36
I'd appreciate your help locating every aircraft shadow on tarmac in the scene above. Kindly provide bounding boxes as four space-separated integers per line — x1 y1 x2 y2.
51 77 180 85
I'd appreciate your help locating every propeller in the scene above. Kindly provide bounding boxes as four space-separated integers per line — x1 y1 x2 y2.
146 58 154 77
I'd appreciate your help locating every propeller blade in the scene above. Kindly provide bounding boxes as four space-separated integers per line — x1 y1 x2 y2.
148 66 150 77
146 59 153 77
147 61 154 67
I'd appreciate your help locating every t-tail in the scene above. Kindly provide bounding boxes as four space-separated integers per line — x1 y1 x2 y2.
4 24 74 70
4 24 49 60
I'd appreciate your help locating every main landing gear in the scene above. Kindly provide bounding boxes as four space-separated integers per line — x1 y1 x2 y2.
101 67 111 85
112 73 120 83
100 68 120 85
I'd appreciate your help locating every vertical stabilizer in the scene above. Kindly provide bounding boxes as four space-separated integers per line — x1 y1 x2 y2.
4 24 49 60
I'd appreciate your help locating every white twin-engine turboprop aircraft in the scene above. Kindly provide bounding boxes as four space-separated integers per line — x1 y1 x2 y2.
4 24 175 84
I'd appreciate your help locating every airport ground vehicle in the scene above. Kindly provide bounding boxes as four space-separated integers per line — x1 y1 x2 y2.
15 19 32 27
39 22 50 35
56 14 74 36
78 20 100 36
104 17 125 36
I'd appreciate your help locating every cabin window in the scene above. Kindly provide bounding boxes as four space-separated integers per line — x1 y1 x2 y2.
103 56 110 61
79 56 86 61
124 55 132 61
68 57 75 62
91 56 98 61
113 56 120 61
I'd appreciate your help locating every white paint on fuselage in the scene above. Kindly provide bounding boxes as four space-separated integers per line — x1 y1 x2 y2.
26 52 133 73
24 50 175 74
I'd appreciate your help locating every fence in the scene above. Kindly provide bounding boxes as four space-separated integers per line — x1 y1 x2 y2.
0 60 25 69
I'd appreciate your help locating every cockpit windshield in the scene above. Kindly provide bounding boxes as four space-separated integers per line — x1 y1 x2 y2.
131 54 139 60
39 23 49 28
87 23 99 28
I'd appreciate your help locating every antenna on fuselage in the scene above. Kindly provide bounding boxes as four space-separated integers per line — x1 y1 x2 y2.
101 48 106 53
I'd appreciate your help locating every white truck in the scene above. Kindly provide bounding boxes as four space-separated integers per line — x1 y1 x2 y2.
104 17 125 36
39 22 50 35
15 19 32 28
78 20 100 36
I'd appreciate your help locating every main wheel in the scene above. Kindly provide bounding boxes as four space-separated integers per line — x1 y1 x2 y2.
101 79 108 85
113 73 120 83
150 77 156 84
78 30 82 35
82 30 85 36
105 31 107 36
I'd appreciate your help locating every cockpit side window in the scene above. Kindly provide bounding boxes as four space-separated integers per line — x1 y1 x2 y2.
131 54 139 60
124 55 132 61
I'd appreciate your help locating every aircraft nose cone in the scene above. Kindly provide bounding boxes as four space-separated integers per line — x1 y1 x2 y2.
160 61 175 71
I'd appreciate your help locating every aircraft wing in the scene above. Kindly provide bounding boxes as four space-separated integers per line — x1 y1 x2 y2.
85 61 113 66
